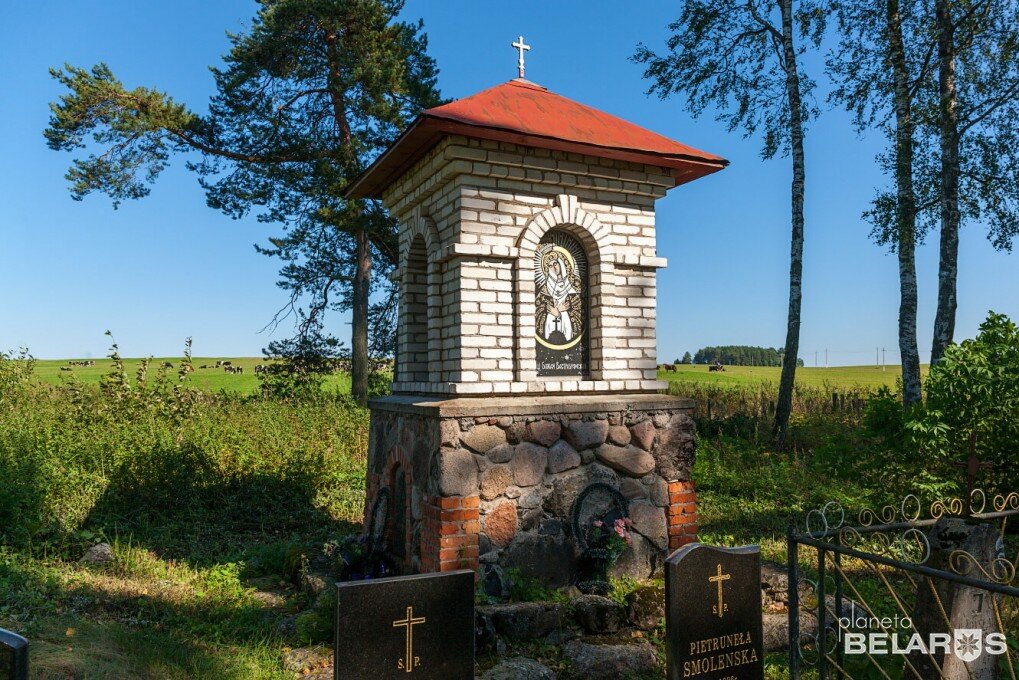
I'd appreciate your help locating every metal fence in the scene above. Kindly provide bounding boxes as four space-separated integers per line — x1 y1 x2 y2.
788 492 1019 680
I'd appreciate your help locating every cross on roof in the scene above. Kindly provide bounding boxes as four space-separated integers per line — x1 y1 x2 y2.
512 35 531 79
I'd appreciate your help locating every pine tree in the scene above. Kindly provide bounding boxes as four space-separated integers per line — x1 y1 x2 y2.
44 0 441 405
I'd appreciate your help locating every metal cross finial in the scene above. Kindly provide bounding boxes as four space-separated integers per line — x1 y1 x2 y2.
512 35 531 79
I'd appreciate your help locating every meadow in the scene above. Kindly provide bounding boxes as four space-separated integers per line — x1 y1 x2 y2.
658 362 926 389
0 355 959 678
33 357 352 394
34 356 918 394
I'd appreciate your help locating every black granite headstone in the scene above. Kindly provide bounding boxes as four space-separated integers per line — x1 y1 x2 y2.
335 570 474 679
666 543 764 680
0 629 28 680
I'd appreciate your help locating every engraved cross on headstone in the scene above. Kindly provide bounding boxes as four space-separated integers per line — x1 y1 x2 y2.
709 563 731 618
512 35 530 79
392 605 427 673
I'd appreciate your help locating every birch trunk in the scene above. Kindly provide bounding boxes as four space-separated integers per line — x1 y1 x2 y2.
773 0 807 445
931 0 961 365
888 0 923 407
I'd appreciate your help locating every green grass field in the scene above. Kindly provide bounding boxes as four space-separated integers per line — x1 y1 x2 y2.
657 362 927 390
33 357 352 394
35 357 923 394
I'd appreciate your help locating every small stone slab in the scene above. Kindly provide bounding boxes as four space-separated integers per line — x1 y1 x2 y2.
335 570 474 679
478 601 566 640
563 640 659 679
479 656 556 680
666 543 764 680
626 583 665 630
573 594 625 634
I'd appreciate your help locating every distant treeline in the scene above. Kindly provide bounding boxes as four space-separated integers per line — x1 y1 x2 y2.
682 346 804 367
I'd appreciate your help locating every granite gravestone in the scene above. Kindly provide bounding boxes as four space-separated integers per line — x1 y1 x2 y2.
666 543 764 680
0 629 28 680
335 570 474 679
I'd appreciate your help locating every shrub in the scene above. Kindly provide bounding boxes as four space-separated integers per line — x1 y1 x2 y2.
907 311 1019 493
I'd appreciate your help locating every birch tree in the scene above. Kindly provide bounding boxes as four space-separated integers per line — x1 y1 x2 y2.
828 0 935 407
927 0 1019 364
634 0 824 444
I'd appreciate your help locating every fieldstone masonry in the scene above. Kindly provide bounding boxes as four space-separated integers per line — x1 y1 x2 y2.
365 395 697 583
350 76 726 583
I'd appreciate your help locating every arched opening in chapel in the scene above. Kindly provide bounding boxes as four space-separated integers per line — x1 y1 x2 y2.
401 234 430 383
388 463 407 563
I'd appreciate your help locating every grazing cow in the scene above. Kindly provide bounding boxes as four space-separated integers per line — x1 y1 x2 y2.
60 366 72 372
161 361 174 369
199 365 208 369
665 364 677 373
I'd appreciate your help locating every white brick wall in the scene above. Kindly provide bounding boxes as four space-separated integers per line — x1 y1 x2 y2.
386 137 671 395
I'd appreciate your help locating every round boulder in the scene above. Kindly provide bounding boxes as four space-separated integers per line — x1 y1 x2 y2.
593 444 655 477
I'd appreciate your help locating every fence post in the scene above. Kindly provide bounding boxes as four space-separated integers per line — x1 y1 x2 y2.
833 549 844 680
787 526 800 680
818 547 828 680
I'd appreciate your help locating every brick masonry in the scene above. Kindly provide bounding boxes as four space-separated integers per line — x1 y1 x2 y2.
384 136 674 396
365 395 697 584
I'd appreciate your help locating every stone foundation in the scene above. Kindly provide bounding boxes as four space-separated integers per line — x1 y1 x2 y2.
365 394 697 585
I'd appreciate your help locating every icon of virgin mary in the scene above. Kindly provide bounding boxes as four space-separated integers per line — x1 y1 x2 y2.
535 244 584 348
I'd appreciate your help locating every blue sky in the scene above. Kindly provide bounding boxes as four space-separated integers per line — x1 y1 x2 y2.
2 1 1016 364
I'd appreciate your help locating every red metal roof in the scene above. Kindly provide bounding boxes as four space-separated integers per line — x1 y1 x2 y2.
346 79 728 199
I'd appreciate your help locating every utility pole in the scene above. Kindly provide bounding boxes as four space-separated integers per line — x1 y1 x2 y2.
825 348 829 369
814 351 818 367
876 347 880 368
882 347 886 372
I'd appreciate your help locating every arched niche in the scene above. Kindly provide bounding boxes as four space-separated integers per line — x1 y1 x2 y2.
400 234 429 383
515 194 613 384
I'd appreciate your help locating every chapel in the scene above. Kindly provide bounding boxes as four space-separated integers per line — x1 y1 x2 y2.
347 40 727 585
